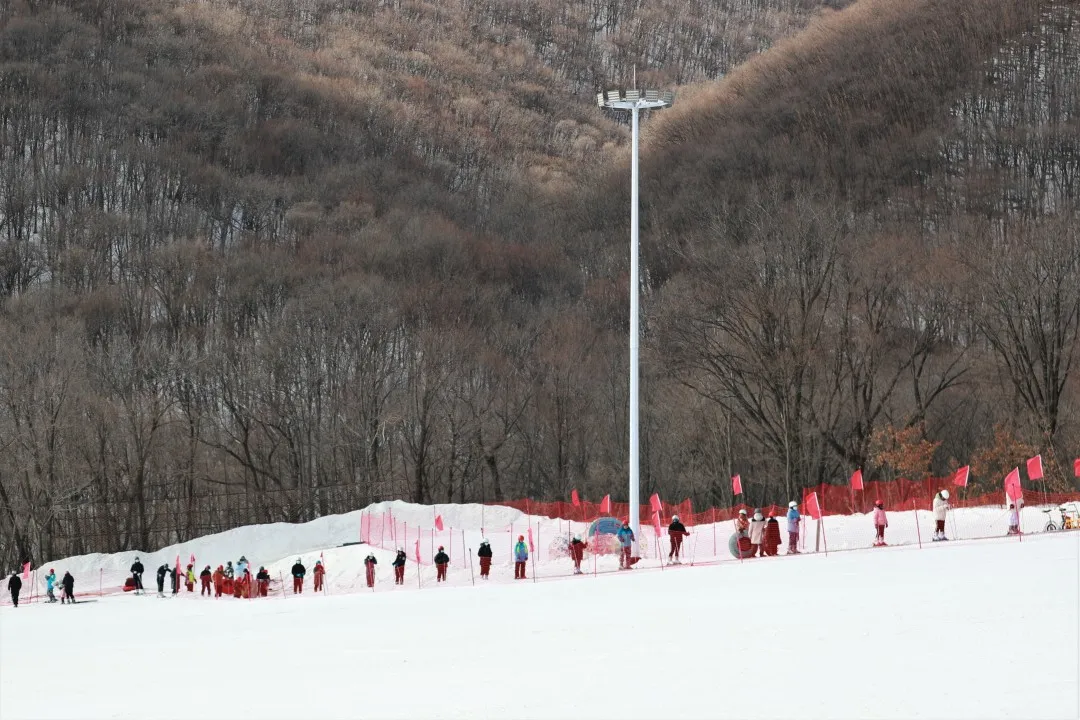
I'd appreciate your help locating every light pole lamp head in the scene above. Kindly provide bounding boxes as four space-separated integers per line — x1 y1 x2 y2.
597 88 674 111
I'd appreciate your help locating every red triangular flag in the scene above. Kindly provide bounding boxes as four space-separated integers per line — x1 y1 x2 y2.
732 474 743 495
599 495 611 513
652 510 663 537
1004 467 1022 502
189 553 196 567
850 469 863 491
527 526 535 553
571 489 580 507
805 492 822 520
1074 458 1080 478
649 493 662 513
954 465 970 487
435 515 444 532
1026 454 1043 481
21 561 30 579
414 538 421 564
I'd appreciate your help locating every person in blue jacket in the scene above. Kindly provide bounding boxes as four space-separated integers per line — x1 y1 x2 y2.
513 535 529 580
786 501 801 554
45 569 57 603
617 521 637 569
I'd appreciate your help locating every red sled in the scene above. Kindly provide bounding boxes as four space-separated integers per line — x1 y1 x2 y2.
122 577 137 592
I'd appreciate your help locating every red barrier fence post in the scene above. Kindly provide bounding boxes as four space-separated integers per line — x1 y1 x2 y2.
913 499 923 549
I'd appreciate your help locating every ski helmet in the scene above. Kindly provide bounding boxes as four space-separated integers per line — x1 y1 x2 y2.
438 546 444 551
573 534 581 541
518 535 525 541
875 500 883 507
940 490 950 500
672 515 679 522
481 539 489 545
739 509 747 515
789 501 798 508
397 547 404 553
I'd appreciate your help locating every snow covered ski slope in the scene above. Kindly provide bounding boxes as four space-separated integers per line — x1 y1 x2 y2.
2 528 1077 720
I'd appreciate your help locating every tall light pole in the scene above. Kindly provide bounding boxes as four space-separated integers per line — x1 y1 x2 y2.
597 87 674 550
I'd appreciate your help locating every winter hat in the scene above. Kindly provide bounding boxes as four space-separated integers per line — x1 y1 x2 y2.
875 500 883 507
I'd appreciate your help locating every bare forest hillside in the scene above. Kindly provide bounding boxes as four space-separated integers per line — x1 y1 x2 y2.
1 0 1077 567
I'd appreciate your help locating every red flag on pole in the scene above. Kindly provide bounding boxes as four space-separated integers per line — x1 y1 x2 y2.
1004 467 1023 502
527 526 535 553
652 511 662 538
189 553 196 567
21 562 30 579
805 492 822 520
850 469 863 491
649 493 662 513
571 489 580 507
1026 455 1043 481
1075 458 1080 478
435 515 444 532
953 465 970 487
599 495 611 513
414 538 421 564
732 474 743 495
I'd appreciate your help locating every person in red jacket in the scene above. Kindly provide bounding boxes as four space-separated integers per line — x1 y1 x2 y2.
200 566 212 596
256 567 270 597
364 554 377 588
568 535 587 574
313 560 325 592
434 547 450 582
763 512 782 556
212 565 224 597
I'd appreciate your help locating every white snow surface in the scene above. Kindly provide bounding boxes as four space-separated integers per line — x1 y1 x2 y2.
1 500 1079 719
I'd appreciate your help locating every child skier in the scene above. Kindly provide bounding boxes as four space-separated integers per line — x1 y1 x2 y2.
364 554 377 588
569 535 586 574
45 569 57 602
514 535 529 579
1007 504 1020 535
60 571 75 604
291 559 306 594
735 509 750 536
212 565 224 597
749 510 766 557
787 501 801 554
932 489 951 541
477 540 493 579
667 515 688 563
185 564 196 592
617 521 636 569
200 566 212 596
156 564 169 597
256 567 270 596
392 548 407 585
434 546 450 582
873 500 888 546
763 512 782 556
313 559 325 592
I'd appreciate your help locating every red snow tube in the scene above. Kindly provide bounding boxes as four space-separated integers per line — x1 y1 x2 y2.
728 533 754 559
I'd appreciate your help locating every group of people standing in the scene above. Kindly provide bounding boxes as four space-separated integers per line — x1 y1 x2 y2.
7 569 75 607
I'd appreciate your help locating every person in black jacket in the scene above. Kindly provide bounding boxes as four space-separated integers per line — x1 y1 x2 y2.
130 557 145 594
364 554 377 588
433 547 450 582
291 559 306 594
668 515 689 564
60 571 75 604
255 567 270 597
477 540 493 579
392 549 407 585
199 565 213 596
156 564 169 596
169 566 179 595
8 571 22 607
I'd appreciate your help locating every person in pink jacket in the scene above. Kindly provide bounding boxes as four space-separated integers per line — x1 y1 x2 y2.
873 500 888 546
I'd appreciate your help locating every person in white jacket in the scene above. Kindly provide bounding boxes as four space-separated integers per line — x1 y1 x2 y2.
749 510 766 557
932 489 950 541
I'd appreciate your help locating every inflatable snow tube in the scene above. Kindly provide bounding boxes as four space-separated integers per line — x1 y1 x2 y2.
728 533 754 559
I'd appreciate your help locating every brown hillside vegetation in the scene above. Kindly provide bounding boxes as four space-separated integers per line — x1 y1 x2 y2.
0 0 1078 566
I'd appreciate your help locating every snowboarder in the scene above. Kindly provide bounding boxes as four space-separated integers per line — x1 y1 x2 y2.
392 548 407 585
291 558 306 594
60 571 74 604
313 560 325 592
668 515 688 563
763 512 782 556
213 565 225 597
200 566 213 595
749 510 766 557
256 567 270 596
787 501 801 554
873 500 888 546
7 571 21 607
569 535 586 574
1007 504 1020 535
933 489 950 541
185 564 196 592
364 554 377 588
477 540 493 579
513 535 529 579
169 565 179 595
617 521 636 569
45 569 57 602
156 564 169 596
130 557 145 594
434 546 450 582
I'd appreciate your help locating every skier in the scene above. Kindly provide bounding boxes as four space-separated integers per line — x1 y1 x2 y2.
932 489 951 541
313 560 325 592
392 548 407 585
45 568 57 602
787 501 801 554
434 546 450 582
256 567 270 596
169 565 179 595
735 509 750 535
212 565 225 597
60 571 75 604
513 535 529 579
185 564 196 592
291 558 306 594
200 566 213 596
130 557 145 594
617 521 636 569
763 512 782 556
156 564 169 597
7 571 21 607
873 500 888 546
668 515 688 563
569 535 586 574
1007 504 1020 535
749 510 766 557
477 540 493 579
364 554 377 588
